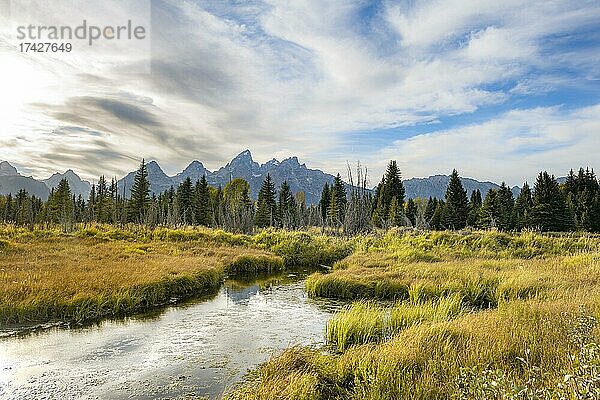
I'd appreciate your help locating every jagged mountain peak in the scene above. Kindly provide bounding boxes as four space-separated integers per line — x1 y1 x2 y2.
264 158 280 167
231 150 253 162
186 160 205 169
146 160 162 169
42 169 91 199
281 156 299 165
0 161 19 176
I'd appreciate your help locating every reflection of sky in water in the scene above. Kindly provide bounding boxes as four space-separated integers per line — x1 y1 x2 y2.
0 274 343 400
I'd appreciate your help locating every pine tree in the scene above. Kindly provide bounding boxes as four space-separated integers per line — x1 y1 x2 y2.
388 197 403 226
468 189 482 227
424 197 437 229
327 190 340 227
331 174 348 223
194 175 211 226
4 193 14 222
86 184 96 222
46 178 73 228
513 182 533 230
478 189 498 229
128 159 151 223
176 177 194 225
255 174 277 227
431 199 445 230
95 175 110 223
496 182 515 230
278 181 297 228
373 161 405 225
14 189 32 226
405 198 417 227
442 169 469 229
564 167 599 231
74 194 86 223
319 183 331 223
529 171 573 232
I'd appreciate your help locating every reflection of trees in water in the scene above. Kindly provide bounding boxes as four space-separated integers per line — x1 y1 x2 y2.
225 284 260 303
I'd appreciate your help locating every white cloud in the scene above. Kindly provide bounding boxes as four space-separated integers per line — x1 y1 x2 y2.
371 105 600 186
0 0 598 182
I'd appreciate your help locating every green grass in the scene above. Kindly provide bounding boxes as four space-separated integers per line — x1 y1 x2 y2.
326 295 464 352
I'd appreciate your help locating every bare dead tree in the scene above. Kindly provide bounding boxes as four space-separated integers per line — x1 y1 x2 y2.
343 161 373 235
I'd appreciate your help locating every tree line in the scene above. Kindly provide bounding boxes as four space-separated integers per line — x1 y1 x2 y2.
1 159 598 234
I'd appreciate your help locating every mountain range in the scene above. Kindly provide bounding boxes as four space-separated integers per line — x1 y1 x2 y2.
1 151 523 204
117 150 344 204
403 175 521 200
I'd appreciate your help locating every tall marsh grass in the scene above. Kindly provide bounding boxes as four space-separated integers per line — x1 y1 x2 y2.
228 230 600 399
227 300 600 400
0 228 285 325
327 294 464 351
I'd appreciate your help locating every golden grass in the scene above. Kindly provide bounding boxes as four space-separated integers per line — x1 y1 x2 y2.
327 295 464 352
228 231 600 399
0 233 282 324
307 252 600 306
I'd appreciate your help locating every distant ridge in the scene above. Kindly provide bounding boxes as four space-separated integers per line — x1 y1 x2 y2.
404 174 521 200
0 154 550 205
0 161 50 199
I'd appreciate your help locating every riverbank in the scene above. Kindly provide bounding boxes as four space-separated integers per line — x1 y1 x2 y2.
0 225 318 325
0 271 339 399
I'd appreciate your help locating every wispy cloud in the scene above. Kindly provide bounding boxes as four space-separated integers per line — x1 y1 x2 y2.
372 105 600 185
0 0 598 182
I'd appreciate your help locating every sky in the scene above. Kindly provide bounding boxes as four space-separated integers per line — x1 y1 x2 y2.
0 0 599 186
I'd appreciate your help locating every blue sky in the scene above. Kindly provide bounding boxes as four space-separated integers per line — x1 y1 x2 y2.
0 0 599 186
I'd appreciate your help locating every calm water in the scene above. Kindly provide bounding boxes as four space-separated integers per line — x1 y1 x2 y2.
0 271 343 399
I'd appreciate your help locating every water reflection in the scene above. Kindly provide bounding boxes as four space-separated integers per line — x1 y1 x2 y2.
0 270 343 400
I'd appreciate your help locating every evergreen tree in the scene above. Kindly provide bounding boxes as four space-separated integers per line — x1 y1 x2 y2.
128 159 151 223
327 190 340 227
478 189 499 229
95 175 110 223
74 194 86 223
442 170 469 229
3 193 13 222
468 189 482 227
319 183 331 223
529 171 573 232
590 192 600 233
46 178 73 228
278 181 297 228
388 196 403 226
255 174 277 227
373 161 405 225
86 184 96 222
405 198 417 227
564 167 599 231
14 189 33 226
431 199 445 230
194 175 211 226
176 177 194 225
424 197 437 228
330 174 348 223
513 182 533 230
496 182 515 230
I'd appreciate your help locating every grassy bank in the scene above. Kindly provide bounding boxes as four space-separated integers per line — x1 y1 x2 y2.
0 234 283 325
227 230 600 399
0 224 352 325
